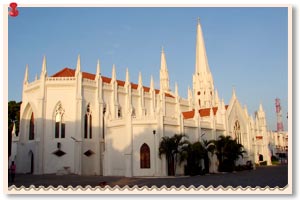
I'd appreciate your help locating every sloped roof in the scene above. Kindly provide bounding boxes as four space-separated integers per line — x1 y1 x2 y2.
182 105 229 119
51 67 173 97
182 110 195 119
51 67 75 77
199 107 218 117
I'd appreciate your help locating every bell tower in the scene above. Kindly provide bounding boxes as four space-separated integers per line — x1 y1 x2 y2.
193 18 215 108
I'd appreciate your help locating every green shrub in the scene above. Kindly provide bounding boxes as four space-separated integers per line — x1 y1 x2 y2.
271 155 279 162
260 161 267 166
272 160 280 165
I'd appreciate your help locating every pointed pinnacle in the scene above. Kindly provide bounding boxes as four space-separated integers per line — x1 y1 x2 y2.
96 59 101 75
112 64 116 80
24 64 29 84
42 55 47 72
150 75 154 90
76 54 81 73
125 68 130 83
138 72 143 86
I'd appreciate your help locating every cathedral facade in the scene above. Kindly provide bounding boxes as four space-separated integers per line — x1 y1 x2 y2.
13 20 273 177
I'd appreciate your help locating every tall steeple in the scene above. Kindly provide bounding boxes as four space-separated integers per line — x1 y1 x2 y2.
195 17 210 75
193 18 215 108
160 46 170 92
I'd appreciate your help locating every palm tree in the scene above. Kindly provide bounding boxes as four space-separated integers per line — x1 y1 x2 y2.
179 141 208 175
159 134 188 176
202 139 216 173
214 135 246 172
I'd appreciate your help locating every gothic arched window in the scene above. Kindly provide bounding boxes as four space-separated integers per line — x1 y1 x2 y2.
55 103 65 138
140 143 150 168
233 120 241 144
29 113 34 140
84 104 92 139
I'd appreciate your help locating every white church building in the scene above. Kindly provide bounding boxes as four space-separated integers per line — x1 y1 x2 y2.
13 20 273 177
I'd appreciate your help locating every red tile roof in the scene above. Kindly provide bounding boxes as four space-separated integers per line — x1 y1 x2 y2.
51 68 172 97
182 105 229 119
51 67 75 77
199 107 218 117
182 110 195 119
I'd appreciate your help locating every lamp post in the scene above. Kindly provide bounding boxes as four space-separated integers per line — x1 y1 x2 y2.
153 130 156 176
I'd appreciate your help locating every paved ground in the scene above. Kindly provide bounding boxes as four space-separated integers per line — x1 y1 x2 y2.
8 165 288 189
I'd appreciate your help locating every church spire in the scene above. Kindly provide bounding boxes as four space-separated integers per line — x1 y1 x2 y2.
160 46 170 92
193 18 215 108
195 18 210 75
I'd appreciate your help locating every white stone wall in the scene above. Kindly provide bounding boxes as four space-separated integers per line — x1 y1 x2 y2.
106 125 127 176
132 124 157 176
17 72 275 176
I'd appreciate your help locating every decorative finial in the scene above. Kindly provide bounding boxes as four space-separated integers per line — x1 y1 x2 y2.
197 17 200 24
161 46 164 53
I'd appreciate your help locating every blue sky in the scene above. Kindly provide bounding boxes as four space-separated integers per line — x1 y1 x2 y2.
8 7 288 131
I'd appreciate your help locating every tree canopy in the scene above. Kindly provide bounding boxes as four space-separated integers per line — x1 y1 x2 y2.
8 101 21 157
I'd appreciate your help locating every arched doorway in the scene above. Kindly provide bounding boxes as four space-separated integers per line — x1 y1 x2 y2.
140 143 150 168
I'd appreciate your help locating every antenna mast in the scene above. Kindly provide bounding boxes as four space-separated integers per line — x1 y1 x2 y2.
275 98 284 132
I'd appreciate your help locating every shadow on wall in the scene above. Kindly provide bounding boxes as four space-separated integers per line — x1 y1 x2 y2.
15 118 101 175
13 115 255 176
14 116 172 176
